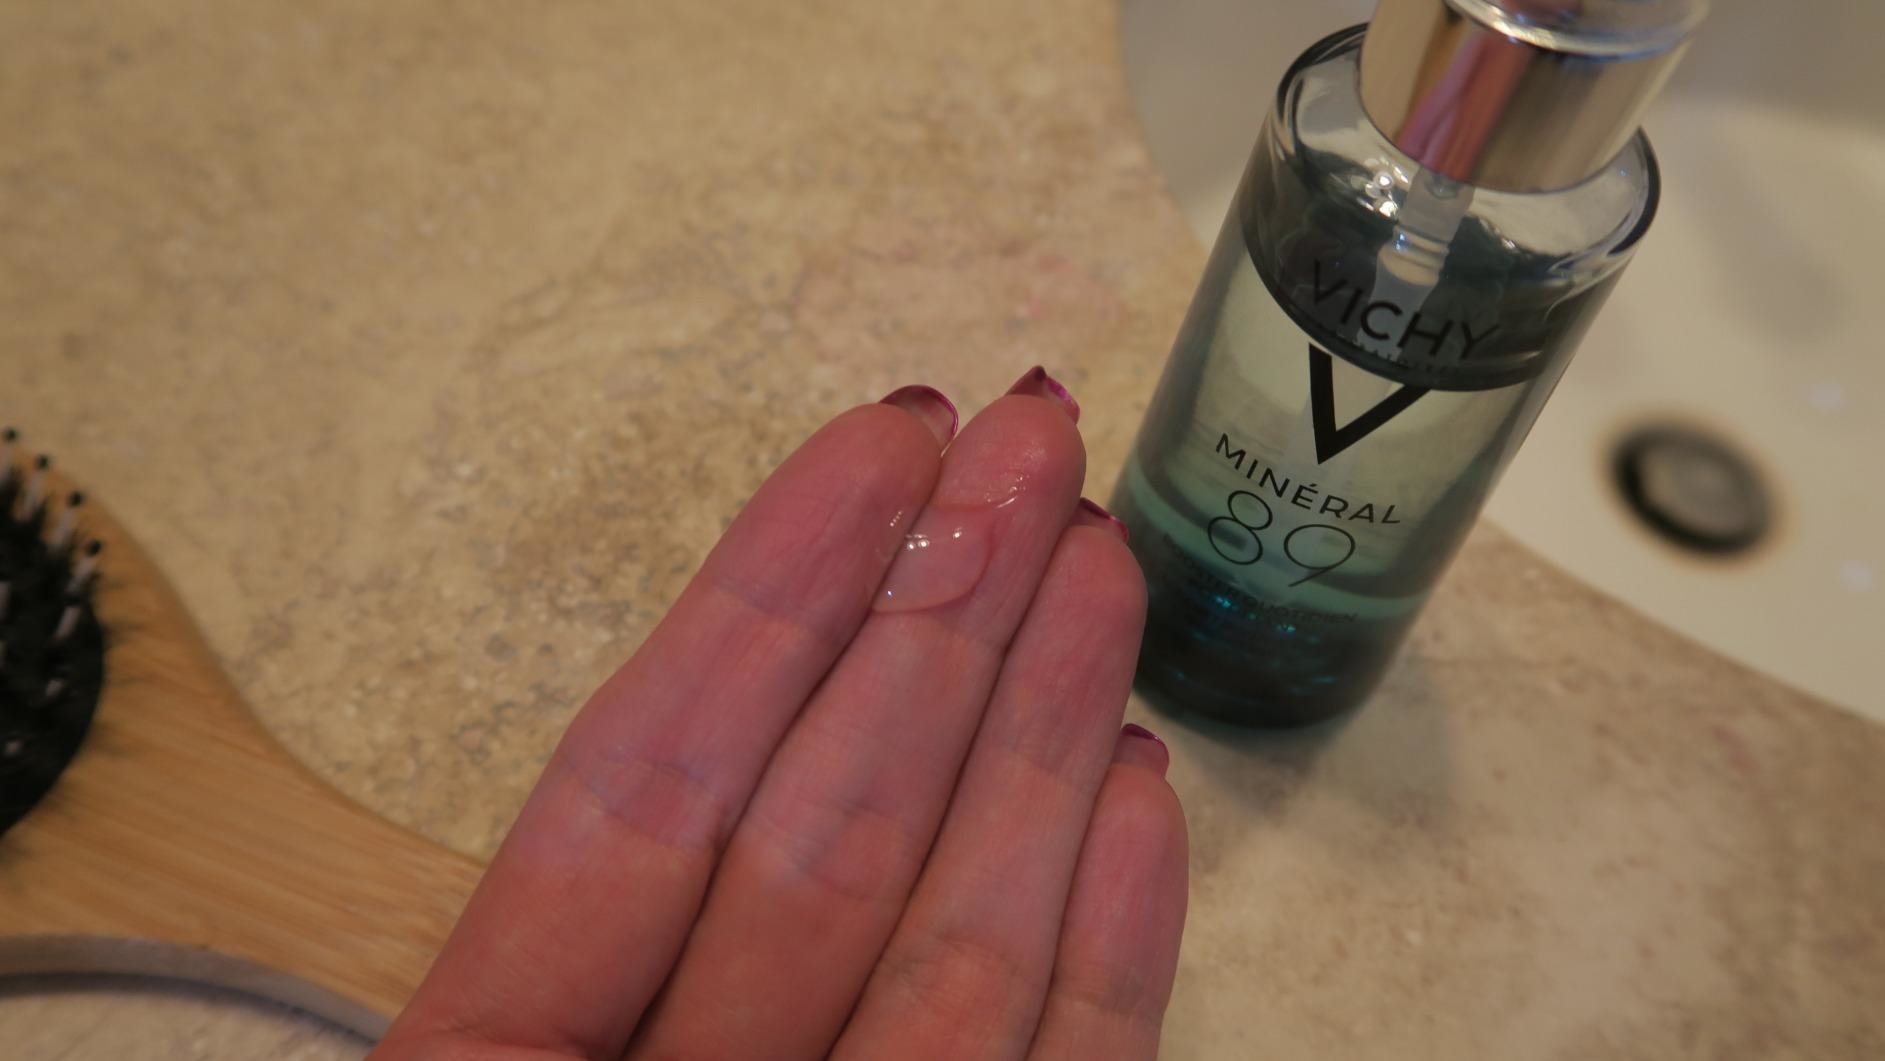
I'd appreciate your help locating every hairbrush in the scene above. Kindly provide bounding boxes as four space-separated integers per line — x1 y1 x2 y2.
0 428 482 1036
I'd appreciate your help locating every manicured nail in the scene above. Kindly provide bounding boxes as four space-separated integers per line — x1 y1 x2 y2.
1115 722 1170 775
1006 365 1080 423
1076 497 1129 543
880 384 959 446
1122 723 1163 746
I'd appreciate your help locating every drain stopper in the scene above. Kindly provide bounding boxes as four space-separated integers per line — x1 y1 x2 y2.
1613 425 1771 555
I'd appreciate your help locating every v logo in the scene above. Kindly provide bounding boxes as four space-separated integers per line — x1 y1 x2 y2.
1308 346 1428 463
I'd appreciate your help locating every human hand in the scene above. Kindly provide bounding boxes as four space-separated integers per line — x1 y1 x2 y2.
372 369 1188 1060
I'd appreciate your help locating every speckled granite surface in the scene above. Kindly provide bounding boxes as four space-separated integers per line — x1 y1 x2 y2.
1 1 1880 1058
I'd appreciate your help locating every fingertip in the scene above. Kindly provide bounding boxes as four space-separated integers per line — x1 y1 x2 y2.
806 401 948 494
935 391 1087 508
879 384 959 447
1005 365 1080 423
1051 521 1147 633
1113 723 1169 776
1098 738 1187 867
1072 497 1129 543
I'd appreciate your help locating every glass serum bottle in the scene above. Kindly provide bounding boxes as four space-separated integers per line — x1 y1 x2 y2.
1114 0 1706 726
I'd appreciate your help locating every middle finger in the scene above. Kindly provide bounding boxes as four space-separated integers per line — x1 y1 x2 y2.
628 370 1084 1060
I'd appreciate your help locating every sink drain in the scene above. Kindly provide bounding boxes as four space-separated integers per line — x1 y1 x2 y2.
1612 425 1772 555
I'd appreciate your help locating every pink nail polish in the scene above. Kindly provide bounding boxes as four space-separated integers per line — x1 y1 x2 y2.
1121 722 1163 746
1077 497 1130 543
1005 366 1080 423
1116 723 1170 775
880 384 959 445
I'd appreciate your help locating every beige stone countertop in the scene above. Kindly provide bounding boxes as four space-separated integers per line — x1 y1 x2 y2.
2 1 1880 1057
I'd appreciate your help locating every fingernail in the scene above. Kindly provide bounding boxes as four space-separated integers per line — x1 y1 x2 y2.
1006 365 1080 423
1122 723 1163 747
1076 497 1129 543
880 384 959 446
1115 722 1170 775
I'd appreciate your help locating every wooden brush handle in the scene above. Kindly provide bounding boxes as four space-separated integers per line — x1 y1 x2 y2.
0 486 484 1037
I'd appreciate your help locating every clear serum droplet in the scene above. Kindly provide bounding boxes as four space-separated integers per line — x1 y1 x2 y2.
873 506 996 613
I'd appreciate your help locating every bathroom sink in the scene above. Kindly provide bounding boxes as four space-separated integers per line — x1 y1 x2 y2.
1121 0 1883 721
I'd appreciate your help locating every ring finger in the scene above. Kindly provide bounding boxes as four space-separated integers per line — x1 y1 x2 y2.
829 502 1147 1060
628 369 1086 1060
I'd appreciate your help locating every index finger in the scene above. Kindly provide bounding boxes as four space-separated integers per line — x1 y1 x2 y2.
381 393 951 1060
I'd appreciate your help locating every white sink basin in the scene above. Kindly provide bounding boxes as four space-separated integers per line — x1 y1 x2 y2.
1122 0 1883 721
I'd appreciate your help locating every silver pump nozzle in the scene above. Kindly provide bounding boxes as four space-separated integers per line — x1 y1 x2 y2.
1360 0 1707 192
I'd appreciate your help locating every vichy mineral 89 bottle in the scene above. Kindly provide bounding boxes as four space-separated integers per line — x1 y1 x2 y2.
1114 0 1707 726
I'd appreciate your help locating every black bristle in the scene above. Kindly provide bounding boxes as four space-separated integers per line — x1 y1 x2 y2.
1 429 106 835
